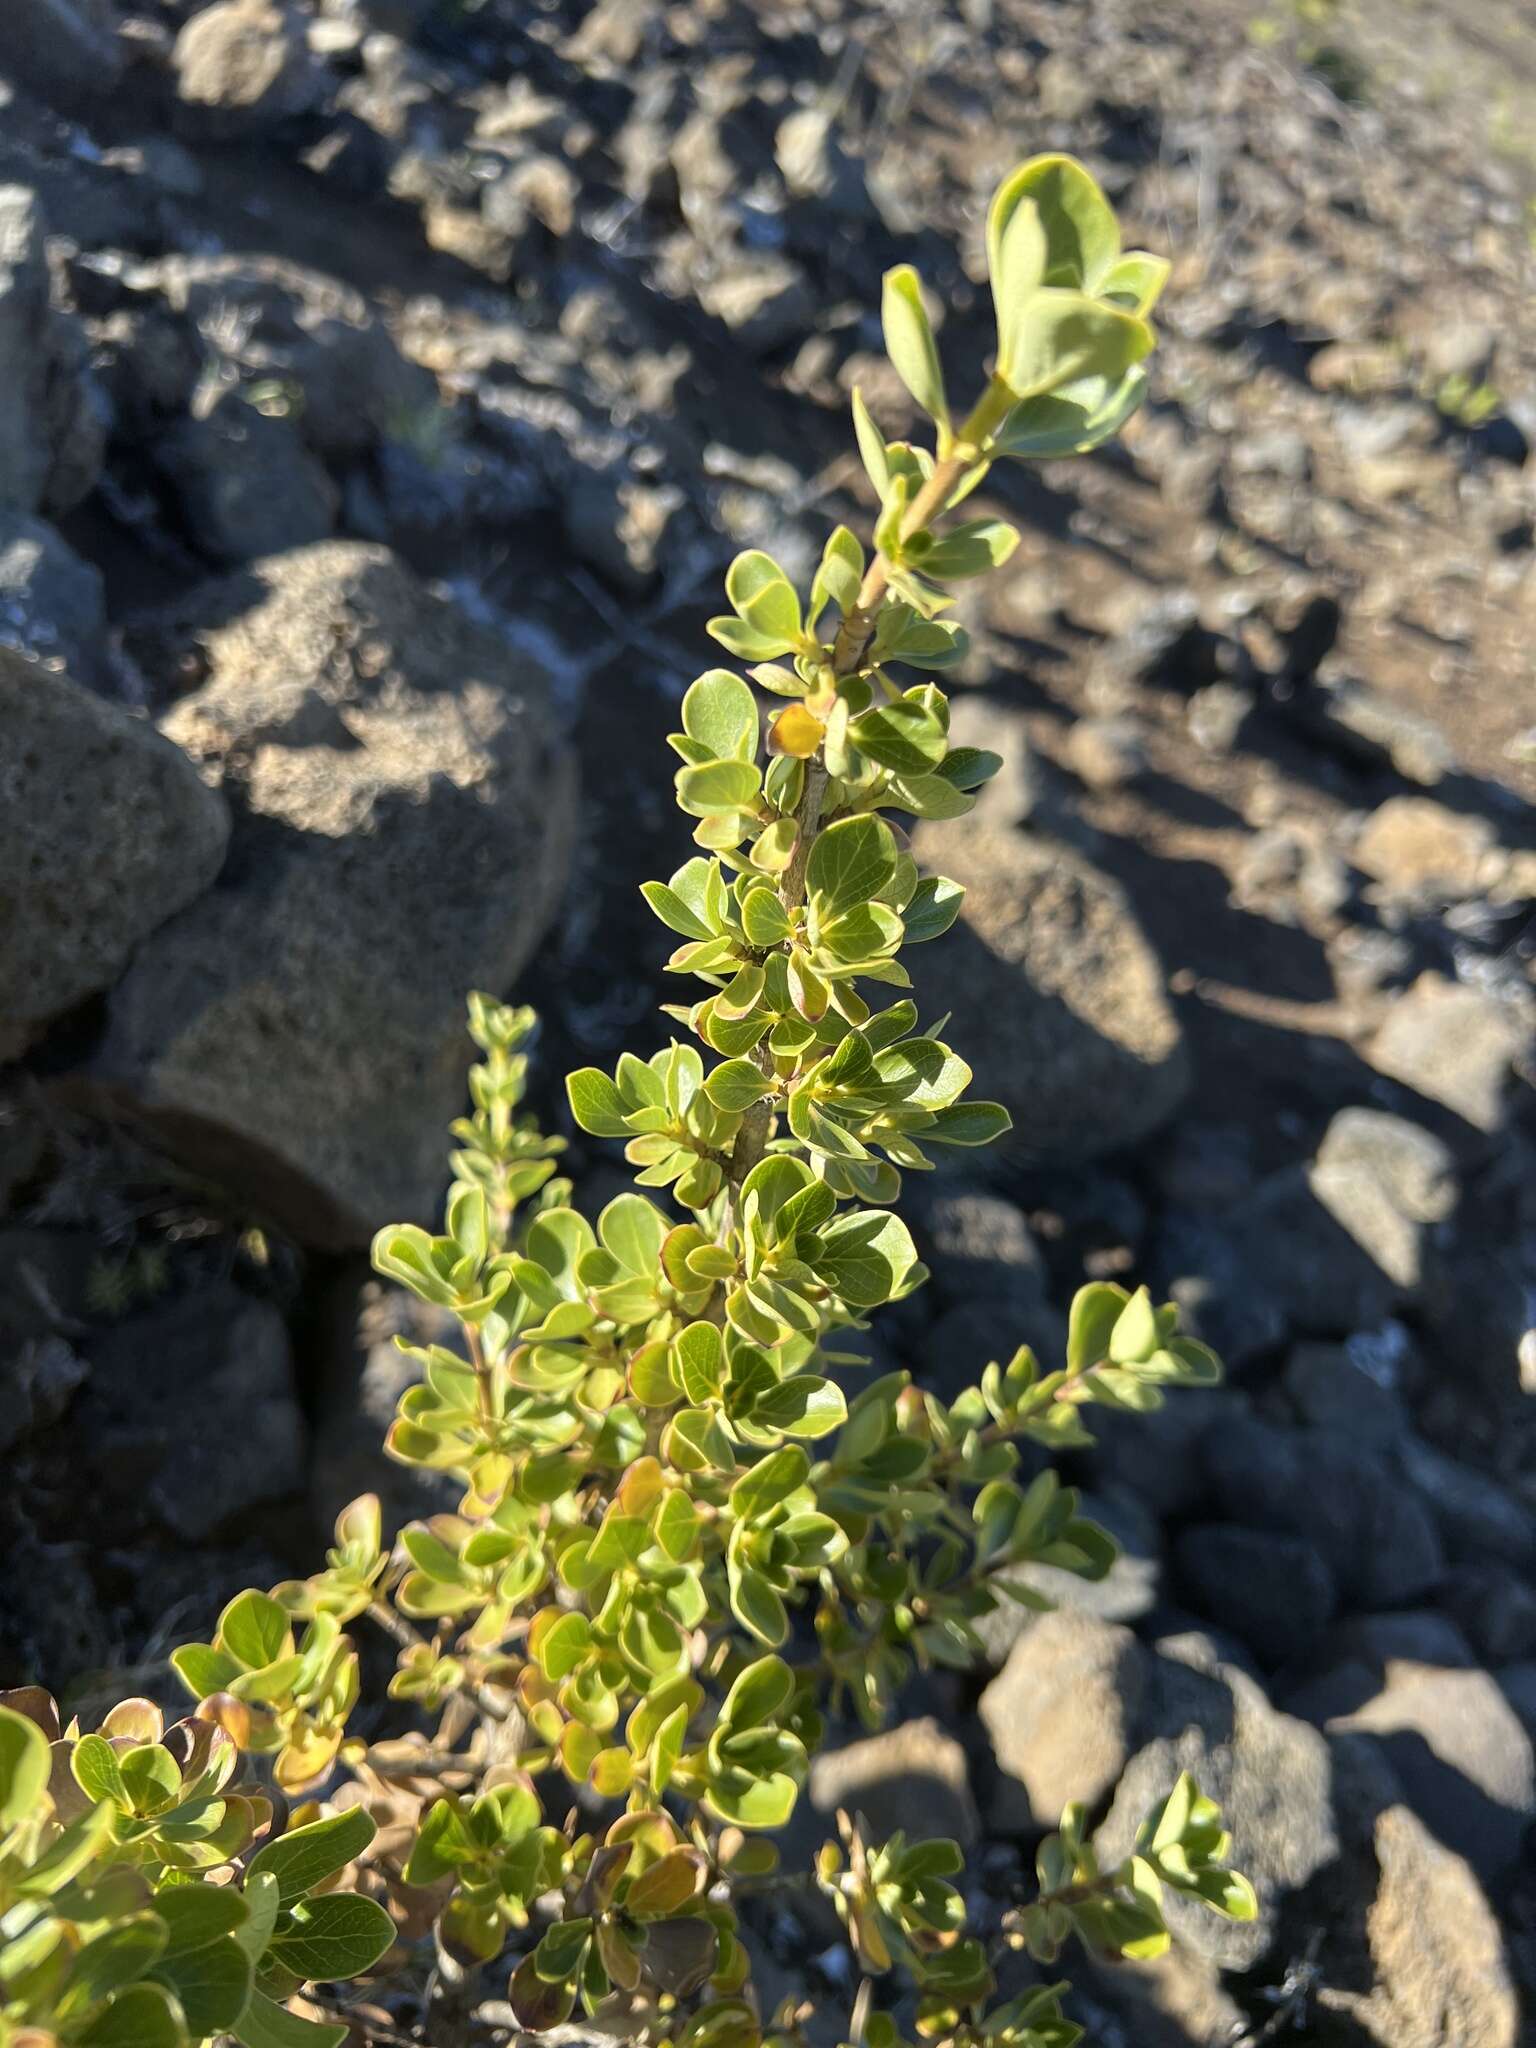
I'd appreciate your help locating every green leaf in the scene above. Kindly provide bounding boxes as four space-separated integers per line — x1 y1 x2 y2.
265 1893 395 1983
403 1798 477 1886
510 1953 578 2032
882 264 948 428
1196 1869 1258 1920
532 1916 594 1980
446 1183 490 1263
902 874 965 944
155 1889 249 1955
370 1225 457 1308
625 1848 703 1921
0 1703 52 1825
810 526 864 620
152 1934 253 2036
652 1489 701 1564
725 552 801 644
740 887 792 947
599 1194 670 1277
118 1745 179 1815
629 1341 682 1407
703 1751 801 1831
806 815 897 918
234 1874 282 1965
915 518 1019 581
850 698 948 774
19 1802 115 1897
566 1067 631 1139
729 1445 809 1520
707 617 796 663
641 880 715 942
987 170 1048 384
218 1590 291 1672
532 1610 592 1682
727 1562 788 1648
682 670 759 762
925 1101 1011 1146
661 1405 737 1475
674 1321 724 1404
883 770 974 820
63 1916 170 2008
235 1991 347 2048
999 289 1152 402
994 154 1120 295
1109 1285 1158 1364
993 367 1149 459
169 1644 241 1700
705 1059 774 1114
675 759 762 819
937 747 1002 792
851 388 890 496
246 1808 377 1907
1100 251 1170 317
816 1210 919 1306
719 1656 793 1733
1066 1282 1127 1375
76 1983 188 2048
778 1511 847 1567
752 1377 847 1439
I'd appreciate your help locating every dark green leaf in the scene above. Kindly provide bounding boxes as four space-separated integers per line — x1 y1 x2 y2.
806 815 897 917
265 1894 395 1984
246 1808 377 1907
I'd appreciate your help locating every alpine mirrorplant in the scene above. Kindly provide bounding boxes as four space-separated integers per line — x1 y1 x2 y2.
0 156 1253 2048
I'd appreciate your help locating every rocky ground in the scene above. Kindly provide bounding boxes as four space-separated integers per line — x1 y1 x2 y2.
1 1 1534 2043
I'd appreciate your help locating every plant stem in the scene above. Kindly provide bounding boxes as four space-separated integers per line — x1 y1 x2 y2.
365 1601 512 1724
719 372 1014 1228
835 371 1016 672
465 1323 495 1427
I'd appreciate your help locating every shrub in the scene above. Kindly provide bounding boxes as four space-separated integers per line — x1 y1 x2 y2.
0 156 1252 2048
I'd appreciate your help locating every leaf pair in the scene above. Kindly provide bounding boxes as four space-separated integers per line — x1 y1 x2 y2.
987 152 1163 419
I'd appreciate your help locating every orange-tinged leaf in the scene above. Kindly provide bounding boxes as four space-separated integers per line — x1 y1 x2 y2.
768 704 824 758
626 1846 705 1919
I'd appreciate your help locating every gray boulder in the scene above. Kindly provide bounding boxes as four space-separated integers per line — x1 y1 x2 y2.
1353 796 1499 899
135 251 440 466
1206 1415 1444 1609
90 543 576 1245
0 187 107 519
156 399 337 565
1225 1108 1458 1335
1331 1663 1534 1882
0 0 122 105
1096 1649 1338 1969
0 649 230 1058
1395 1434 1536 1568
913 1187 1051 1314
309 1273 463 1535
907 820 1188 1162
1282 1340 1408 1441
1441 1564 1536 1665
76 1286 306 1543
0 512 110 690
1174 1524 1338 1670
